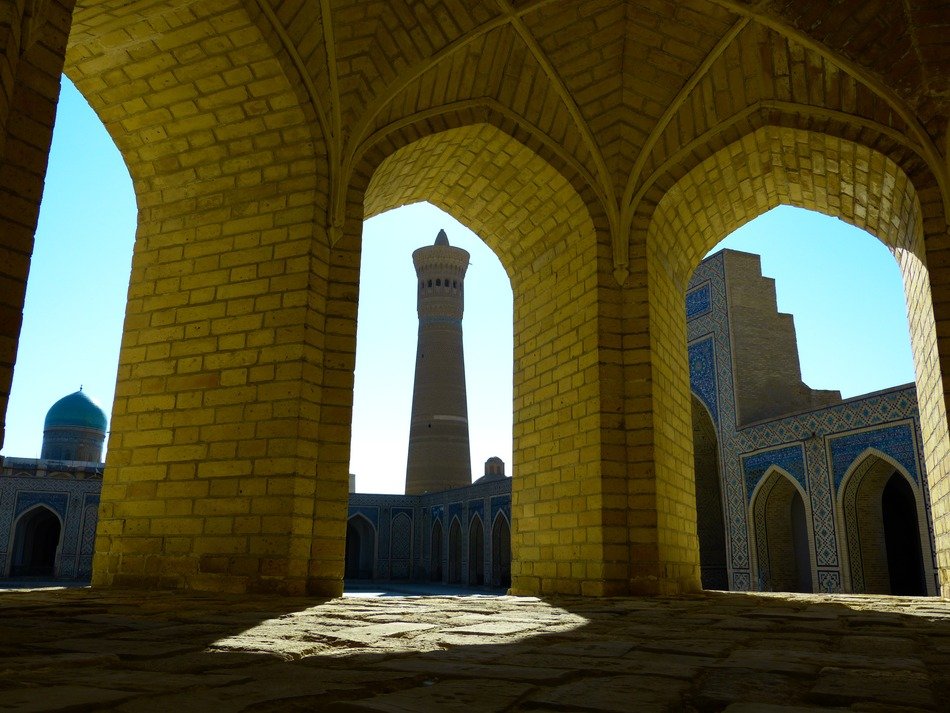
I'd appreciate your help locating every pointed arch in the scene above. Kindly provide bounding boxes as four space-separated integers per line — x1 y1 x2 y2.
748 466 815 593
8 505 62 578
491 510 512 589
345 514 376 580
468 513 485 587
836 448 934 595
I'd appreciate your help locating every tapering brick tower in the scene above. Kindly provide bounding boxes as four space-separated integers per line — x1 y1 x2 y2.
405 229 472 494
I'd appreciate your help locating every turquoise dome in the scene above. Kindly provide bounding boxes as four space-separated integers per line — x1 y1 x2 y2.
44 390 107 431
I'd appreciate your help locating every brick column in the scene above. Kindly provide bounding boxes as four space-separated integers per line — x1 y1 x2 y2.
72 3 351 595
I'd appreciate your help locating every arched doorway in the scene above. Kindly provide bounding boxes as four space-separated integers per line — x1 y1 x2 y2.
840 453 928 595
491 513 511 589
10 506 61 578
883 473 926 595
692 394 726 589
468 515 484 586
448 517 462 584
430 520 443 582
750 470 814 593
344 515 376 580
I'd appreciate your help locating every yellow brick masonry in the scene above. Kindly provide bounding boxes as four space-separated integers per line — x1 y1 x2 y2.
0 0 948 597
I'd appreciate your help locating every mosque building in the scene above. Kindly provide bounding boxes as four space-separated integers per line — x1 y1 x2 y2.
0 390 105 581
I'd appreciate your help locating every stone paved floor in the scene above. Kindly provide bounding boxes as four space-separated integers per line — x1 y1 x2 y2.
1 587 949 711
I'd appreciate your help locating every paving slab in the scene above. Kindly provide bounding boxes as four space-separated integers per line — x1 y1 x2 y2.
0 588 949 711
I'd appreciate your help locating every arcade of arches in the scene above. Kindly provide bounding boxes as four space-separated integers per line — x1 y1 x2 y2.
0 0 948 597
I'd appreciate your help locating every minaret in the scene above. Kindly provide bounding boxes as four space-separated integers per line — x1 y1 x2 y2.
405 229 472 494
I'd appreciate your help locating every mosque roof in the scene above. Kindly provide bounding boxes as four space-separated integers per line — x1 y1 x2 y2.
44 389 108 431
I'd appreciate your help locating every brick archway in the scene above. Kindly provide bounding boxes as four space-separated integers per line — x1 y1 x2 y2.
643 125 948 595
351 122 618 596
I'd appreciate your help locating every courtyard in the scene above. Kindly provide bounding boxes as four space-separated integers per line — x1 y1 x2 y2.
1 586 948 711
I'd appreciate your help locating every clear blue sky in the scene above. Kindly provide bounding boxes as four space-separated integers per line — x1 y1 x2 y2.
0 76 915 494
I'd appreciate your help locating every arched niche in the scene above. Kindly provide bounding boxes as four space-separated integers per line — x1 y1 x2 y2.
692 394 727 589
9 505 62 578
837 449 934 595
491 511 512 590
748 467 815 593
344 515 376 581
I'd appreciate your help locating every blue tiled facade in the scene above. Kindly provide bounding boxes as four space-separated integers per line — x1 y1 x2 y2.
0 458 103 580
687 250 935 595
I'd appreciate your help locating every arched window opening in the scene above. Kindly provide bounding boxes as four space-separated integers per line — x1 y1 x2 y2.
349 203 514 498
344 516 376 580
10 506 61 578
468 515 484 586
491 513 511 589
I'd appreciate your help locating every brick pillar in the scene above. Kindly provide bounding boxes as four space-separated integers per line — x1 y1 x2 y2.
0 0 74 451
903 222 950 596
631 237 703 595
509 227 632 597
76 3 353 596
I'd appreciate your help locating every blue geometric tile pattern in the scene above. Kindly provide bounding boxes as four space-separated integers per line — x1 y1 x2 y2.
491 495 511 524
686 283 711 319
15 491 68 520
688 337 718 424
829 423 919 490
741 445 806 501
348 505 379 528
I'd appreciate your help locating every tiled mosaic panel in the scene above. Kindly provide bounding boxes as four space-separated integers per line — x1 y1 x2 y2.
15 491 68 520
742 445 806 501
829 422 919 489
818 570 841 593
686 283 711 319
689 337 718 424
490 495 511 523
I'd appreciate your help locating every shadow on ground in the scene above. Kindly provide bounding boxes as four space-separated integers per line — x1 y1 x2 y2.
1 584 948 712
